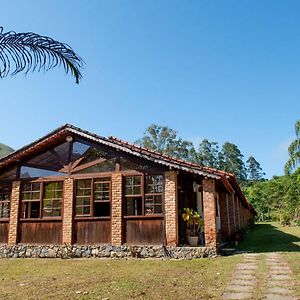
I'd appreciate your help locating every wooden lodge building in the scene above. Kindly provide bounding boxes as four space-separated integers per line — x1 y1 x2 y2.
0 124 255 257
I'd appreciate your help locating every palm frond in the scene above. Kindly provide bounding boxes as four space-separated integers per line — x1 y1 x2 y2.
0 27 83 83
288 139 300 156
285 152 300 175
295 120 300 137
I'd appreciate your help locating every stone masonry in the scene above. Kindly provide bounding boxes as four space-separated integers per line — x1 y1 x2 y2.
111 173 122 246
202 179 217 247
8 181 21 245
164 171 178 246
62 178 74 244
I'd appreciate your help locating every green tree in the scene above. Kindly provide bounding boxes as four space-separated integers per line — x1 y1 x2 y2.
285 120 300 175
218 142 247 183
244 171 300 225
246 155 265 182
196 139 219 168
135 124 196 161
0 27 83 83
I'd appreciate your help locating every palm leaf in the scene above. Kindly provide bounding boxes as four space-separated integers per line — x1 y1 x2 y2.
295 120 300 138
0 27 83 83
288 139 300 156
285 152 300 175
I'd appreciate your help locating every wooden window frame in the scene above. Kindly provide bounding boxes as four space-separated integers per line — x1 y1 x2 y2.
124 174 164 217
20 180 64 221
74 177 111 219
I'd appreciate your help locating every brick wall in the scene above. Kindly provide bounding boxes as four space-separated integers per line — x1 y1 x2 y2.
62 178 74 244
111 173 122 246
164 171 178 246
202 179 217 247
8 181 20 245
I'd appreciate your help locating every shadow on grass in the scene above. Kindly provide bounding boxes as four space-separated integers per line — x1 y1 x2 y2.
236 223 300 253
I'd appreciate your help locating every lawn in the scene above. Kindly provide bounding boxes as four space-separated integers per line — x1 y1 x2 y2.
0 256 241 300
0 222 299 300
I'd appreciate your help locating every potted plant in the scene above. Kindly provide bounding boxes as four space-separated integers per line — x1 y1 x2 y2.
181 208 204 246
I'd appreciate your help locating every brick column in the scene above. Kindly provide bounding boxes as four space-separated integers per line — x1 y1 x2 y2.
203 179 217 247
111 173 122 246
8 181 21 245
164 171 178 246
62 178 74 245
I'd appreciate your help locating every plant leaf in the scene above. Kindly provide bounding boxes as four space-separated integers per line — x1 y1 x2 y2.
0 27 83 83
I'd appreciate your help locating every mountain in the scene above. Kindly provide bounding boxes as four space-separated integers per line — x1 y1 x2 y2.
0 143 14 159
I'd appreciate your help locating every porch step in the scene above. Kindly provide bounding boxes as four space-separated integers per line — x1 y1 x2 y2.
219 247 237 256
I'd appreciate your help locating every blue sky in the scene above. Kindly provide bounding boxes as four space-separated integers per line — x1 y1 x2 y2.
1 0 300 178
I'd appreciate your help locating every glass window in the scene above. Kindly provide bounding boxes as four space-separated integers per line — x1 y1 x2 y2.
145 175 163 215
42 181 63 217
75 178 111 217
75 179 91 216
0 183 11 218
21 181 63 219
124 175 163 216
21 182 41 218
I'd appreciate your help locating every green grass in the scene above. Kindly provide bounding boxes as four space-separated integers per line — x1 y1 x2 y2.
0 256 241 300
0 222 299 299
237 222 300 253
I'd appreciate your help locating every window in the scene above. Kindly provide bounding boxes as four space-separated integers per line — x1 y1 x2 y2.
125 176 142 215
75 178 111 217
124 175 163 216
43 182 63 217
21 181 63 219
145 175 163 215
0 183 11 218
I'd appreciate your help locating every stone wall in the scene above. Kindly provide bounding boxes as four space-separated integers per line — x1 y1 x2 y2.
0 244 217 259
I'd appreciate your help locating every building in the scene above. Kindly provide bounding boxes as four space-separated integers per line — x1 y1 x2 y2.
0 124 255 258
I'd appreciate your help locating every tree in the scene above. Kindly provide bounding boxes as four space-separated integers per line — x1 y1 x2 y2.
285 120 300 175
218 142 247 183
196 139 219 168
246 155 265 182
0 27 83 83
135 124 196 161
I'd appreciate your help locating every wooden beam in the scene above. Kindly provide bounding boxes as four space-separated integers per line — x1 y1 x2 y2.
71 158 107 173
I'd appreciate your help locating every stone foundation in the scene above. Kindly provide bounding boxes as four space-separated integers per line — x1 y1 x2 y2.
0 244 217 259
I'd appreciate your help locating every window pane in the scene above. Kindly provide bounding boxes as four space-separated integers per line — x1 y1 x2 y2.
30 202 40 218
125 176 142 196
83 206 90 215
126 197 142 216
0 202 10 218
94 202 110 217
145 195 154 215
0 183 11 218
154 205 162 214
94 181 110 201
145 175 163 194
43 181 63 218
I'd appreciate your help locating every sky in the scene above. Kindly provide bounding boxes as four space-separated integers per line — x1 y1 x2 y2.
1 0 300 178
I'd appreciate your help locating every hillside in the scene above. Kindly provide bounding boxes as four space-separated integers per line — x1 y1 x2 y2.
0 143 14 159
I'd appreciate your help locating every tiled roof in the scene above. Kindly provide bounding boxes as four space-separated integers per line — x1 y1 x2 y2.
0 124 255 214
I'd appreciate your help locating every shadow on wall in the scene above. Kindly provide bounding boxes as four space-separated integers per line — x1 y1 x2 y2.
237 223 300 253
